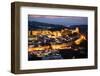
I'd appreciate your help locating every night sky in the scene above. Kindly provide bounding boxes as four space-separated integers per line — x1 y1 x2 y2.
28 15 88 26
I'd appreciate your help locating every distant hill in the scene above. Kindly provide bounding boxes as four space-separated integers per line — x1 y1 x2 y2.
28 21 68 30
70 25 87 29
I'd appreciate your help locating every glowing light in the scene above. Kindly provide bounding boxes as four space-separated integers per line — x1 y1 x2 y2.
75 35 86 45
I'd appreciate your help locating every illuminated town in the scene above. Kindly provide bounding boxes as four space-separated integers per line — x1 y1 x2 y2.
28 27 87 59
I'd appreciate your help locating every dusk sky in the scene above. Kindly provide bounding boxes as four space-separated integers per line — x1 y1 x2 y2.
28 15 88 26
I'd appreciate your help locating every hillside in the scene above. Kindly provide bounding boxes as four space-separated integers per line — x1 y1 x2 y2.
28 21 68 30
